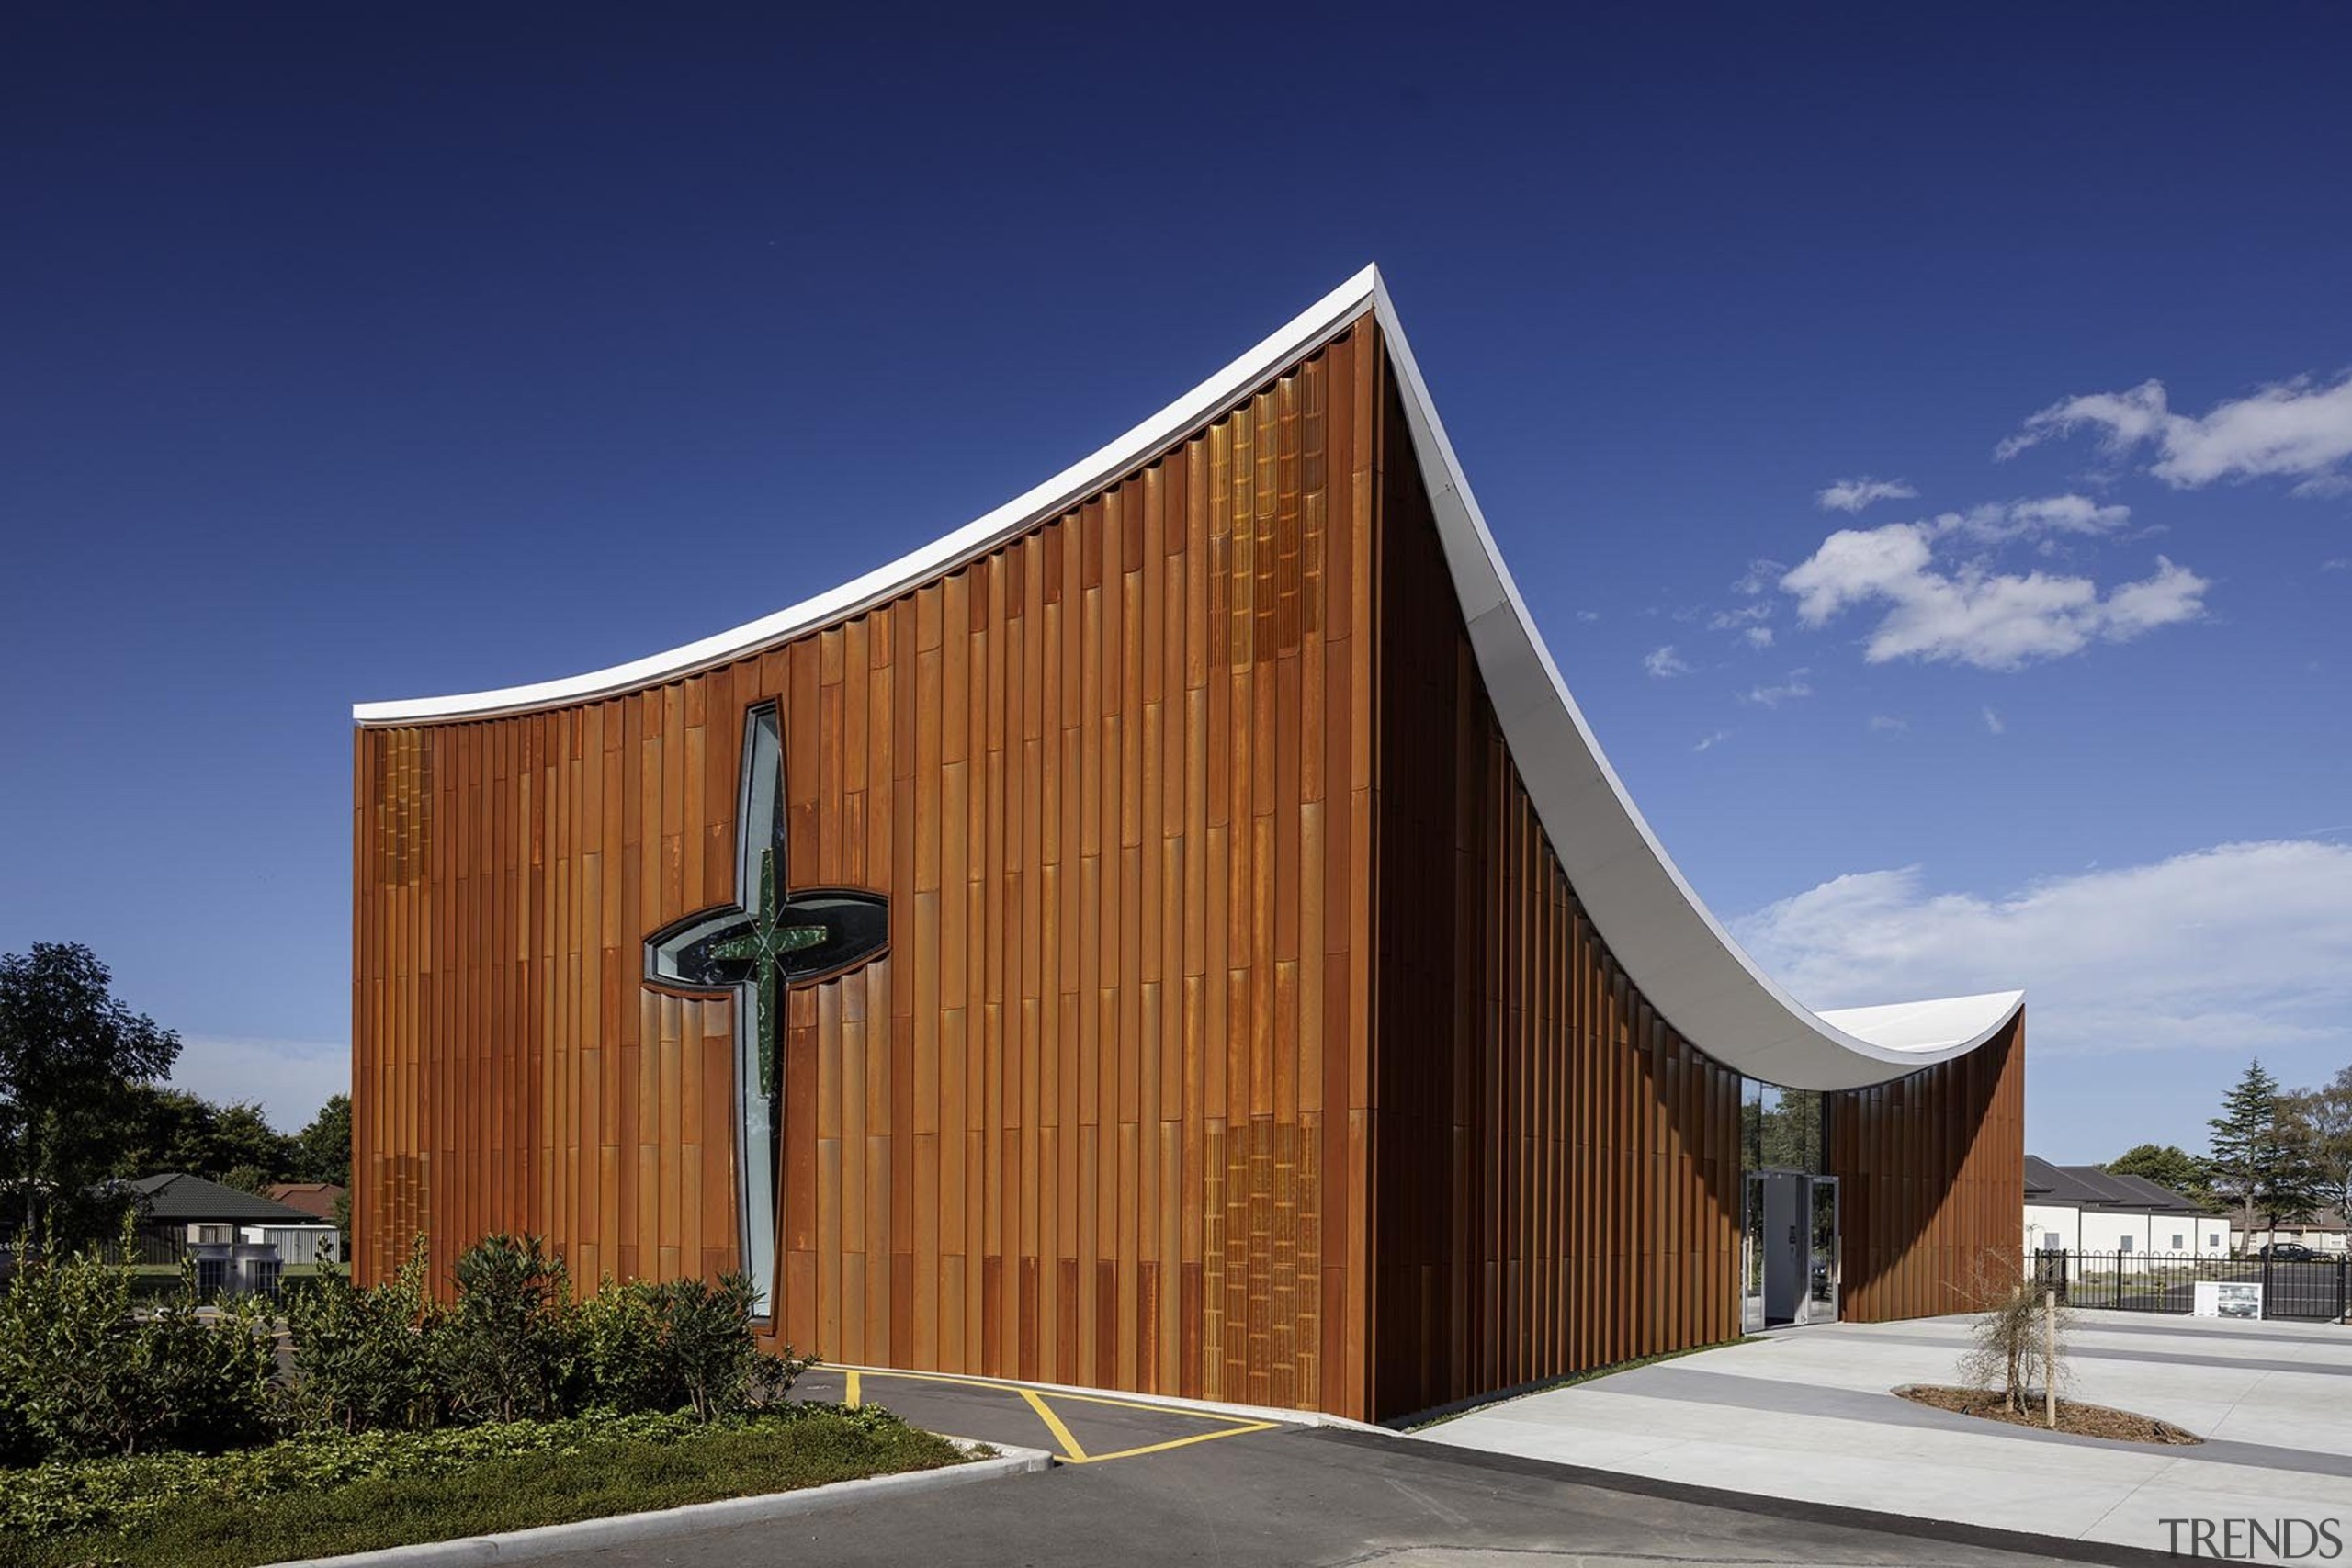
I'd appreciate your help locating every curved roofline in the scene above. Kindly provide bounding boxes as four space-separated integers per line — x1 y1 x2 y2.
353 268 1383 726
356 265 2022 1090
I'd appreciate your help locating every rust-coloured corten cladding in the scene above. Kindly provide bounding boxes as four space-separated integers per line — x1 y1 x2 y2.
1831 1011 2027 1322
1363 394 1750 1417
357 322 1386 1417
354 315 2024 1423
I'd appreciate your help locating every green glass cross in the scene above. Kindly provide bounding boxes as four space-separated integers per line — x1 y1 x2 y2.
705 847 829 1098
639 703 888 1320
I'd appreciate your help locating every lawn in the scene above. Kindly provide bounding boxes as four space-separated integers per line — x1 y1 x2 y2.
1 1406 969 1568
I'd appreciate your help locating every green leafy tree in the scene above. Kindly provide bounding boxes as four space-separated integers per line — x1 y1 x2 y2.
2104 1143 2213 1206
113 1085 298 1185
293 1093 353 1187
0 942 179 1249
220 1163 274 1196
2296 1066 2352 1225
1740 1087 1826 1171
2209 1059 2329 1237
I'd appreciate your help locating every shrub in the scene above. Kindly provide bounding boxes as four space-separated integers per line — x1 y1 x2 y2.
0 1236 277 1460
572 1278 681 1415
0 1408 729 1540
434 1235 578 1425
572 1272 809 1420
286 1242 440 1434
656 1272 810 1420
136 1290 280 1453
1958 1253 2073 1416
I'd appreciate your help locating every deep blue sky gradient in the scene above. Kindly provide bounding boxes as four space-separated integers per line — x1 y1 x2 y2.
3 6 2346 1158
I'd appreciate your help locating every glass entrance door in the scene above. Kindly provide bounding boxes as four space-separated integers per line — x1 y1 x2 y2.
1806 1175 1841 1324
1742 1172 1766 1332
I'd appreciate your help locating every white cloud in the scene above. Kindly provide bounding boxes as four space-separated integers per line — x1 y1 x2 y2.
1732 840 2352 1059
1745 670 1814 707
1942 493 2133 543
1982 705 2005 734
1744 626 1774 649
169 1035 348 1130
1999 372 2352 493
1577 608 1602 621
1693 728 1733 753
2324 558 2350 573
1644 644 1694 678
1732 559 1788 597
1817 477 1918 513
1868 714 1909 733
1778 521 2207 671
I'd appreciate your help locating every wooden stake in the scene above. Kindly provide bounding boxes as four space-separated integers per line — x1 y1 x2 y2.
2043 1288 2057 1429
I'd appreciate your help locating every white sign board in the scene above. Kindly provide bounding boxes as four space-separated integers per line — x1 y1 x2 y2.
2193 1280 2263 1320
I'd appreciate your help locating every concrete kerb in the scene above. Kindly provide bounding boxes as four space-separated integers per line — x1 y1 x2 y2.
260 1437 1054 1568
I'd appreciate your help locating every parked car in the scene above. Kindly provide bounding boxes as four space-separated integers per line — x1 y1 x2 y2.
2257 1242 2321 1261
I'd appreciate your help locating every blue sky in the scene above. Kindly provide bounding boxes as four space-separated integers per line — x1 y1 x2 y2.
2 6 2346 1162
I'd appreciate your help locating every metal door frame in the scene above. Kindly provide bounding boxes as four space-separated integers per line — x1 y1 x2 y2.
1805 1174 1841 1324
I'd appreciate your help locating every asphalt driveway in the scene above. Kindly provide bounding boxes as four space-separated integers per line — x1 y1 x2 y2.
559 1369 2162 1568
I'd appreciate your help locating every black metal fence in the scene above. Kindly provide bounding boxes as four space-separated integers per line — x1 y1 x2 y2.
2031 1250 2351 1322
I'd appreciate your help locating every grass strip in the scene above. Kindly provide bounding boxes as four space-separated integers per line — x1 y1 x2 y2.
3 1408 967 1568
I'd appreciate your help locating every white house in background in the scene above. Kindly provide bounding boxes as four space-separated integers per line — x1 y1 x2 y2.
129 1171 343 1266
2231 1210 2352 1257
2023 1156 2231 1257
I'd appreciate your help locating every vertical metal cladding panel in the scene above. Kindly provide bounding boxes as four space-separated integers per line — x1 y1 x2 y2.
354 326 1382 1416
1362 369 1745 1422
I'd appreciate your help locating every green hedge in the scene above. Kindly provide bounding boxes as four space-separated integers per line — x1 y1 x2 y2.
0 1231 812 1468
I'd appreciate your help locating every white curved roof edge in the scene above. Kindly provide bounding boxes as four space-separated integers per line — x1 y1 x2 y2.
353 266 1385 726
356 265 2023 1091
1363 269 2020 1090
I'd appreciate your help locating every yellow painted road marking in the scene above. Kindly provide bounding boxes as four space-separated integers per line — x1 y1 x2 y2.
832 1365 1278 1465
1069 1419 1279 1465
1019 1387 1090 1461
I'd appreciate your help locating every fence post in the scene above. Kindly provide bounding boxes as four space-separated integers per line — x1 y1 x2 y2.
2337 1256 2346 1325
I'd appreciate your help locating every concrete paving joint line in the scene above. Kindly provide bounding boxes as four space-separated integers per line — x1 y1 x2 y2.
257 1437 1056 1568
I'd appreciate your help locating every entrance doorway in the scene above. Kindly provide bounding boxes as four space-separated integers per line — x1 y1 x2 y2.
1742 1171 1839 1330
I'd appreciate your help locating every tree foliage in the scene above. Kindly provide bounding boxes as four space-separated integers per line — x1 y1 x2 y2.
0 942 179 1248
292 1094 353 1187
1740 1087 1826 1172
2104 1143 2213 1206
2298 1066 2352 1225
2208 1058 2329 1234
111 1086 296 1189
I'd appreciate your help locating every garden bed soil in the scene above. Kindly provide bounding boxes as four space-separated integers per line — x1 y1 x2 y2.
1895 1384 2201 1445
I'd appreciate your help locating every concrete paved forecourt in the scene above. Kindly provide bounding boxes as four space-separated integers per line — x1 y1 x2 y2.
1418 1313 2352 1564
